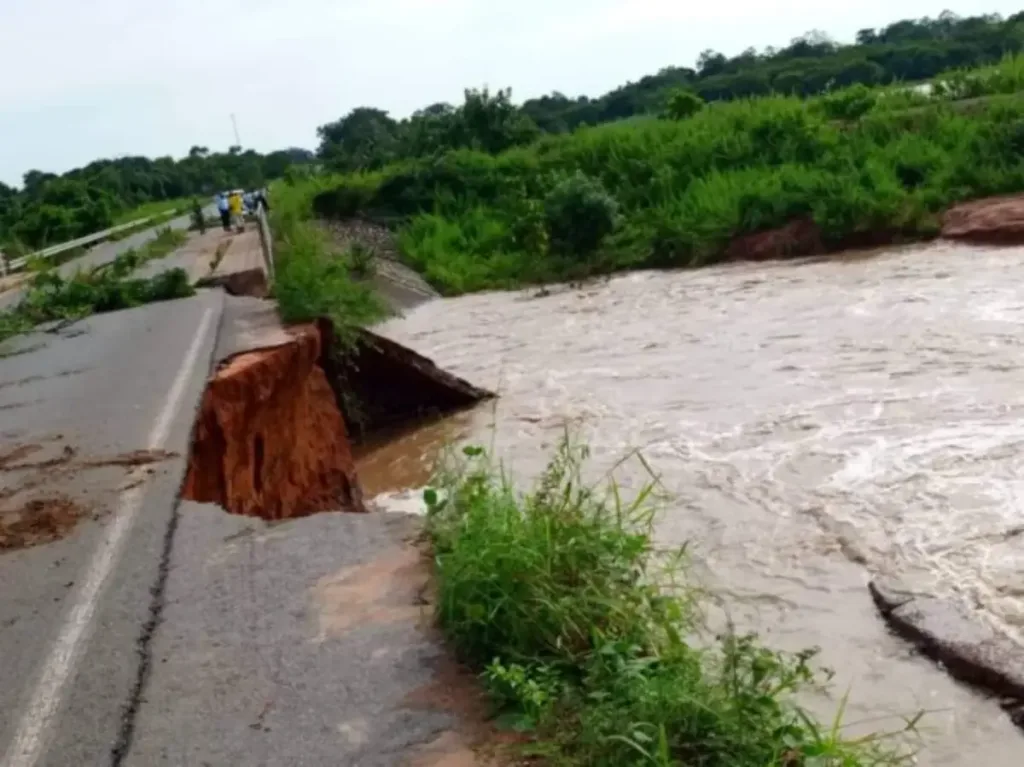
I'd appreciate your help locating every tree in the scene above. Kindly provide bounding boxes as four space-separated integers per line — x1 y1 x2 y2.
316 107 400 171
697 49 728 77
454 88 540 155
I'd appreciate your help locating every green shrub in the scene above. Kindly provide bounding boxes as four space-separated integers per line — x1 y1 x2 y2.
424 437 917 766
817 83 878 120
663 89 705 121
543 172 620 258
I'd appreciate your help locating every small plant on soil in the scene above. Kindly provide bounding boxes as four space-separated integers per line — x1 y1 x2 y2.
347 242 376 279
423 435 918 766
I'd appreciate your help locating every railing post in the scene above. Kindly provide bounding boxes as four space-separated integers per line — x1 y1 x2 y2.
256 207 275 282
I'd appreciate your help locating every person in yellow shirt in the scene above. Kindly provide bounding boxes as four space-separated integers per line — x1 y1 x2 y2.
228 191 244 232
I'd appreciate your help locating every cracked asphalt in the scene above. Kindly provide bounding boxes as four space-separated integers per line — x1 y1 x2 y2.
0 234 485 766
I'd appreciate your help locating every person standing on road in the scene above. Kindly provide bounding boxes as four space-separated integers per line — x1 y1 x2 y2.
192 198 206 235
216 193 231 232
228 190 244 232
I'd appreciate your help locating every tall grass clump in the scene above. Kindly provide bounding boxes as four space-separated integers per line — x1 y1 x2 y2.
269 178 386 344
424 437 917 766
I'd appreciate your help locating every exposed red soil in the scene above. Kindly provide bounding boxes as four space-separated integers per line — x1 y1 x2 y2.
0 496 91 552
724 219 925 263
725 218 825 261
941 195 1024 244
182 325 365 520
724 194 1024 264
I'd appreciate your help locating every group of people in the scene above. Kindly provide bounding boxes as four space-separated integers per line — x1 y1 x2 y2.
214 189 269 233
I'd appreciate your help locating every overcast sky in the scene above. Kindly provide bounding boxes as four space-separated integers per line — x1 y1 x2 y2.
0 0 1019 186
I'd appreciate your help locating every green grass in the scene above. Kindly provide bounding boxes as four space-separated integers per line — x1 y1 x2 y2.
423 436 919 766
0 227 191 345
268 178 386 346
301 54 1024 295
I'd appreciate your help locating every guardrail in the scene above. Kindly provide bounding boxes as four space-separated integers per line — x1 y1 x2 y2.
255 206 275 282
0 208 181 276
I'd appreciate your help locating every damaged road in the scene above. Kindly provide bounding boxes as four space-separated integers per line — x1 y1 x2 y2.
0 231 495 766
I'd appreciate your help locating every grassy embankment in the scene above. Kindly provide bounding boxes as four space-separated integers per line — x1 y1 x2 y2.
267 178 386 346
0 227 191 344
424 438 917 766
306 55 1024 295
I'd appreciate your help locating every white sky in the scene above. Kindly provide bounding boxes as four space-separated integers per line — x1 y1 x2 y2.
0 1 1019 186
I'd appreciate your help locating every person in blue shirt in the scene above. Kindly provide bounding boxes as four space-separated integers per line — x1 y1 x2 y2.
215 193 231 232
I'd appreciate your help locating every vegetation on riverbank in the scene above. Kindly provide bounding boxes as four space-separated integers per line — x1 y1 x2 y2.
267 179 385 347
0 228 191 345
302 51 1024 294
423 437 916 766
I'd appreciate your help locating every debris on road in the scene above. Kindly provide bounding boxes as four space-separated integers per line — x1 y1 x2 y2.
0 495 91 552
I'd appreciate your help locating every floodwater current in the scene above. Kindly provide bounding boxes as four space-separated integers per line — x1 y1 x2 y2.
358 240 1024 765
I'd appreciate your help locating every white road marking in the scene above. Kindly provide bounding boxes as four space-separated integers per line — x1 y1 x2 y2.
1 306 216 767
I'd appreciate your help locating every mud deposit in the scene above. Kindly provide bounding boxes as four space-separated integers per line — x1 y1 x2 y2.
0 496 90 552
0 438 179 551
371 240 1024 765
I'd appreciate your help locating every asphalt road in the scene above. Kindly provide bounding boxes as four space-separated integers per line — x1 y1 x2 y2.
0 213 200 312
0 239 469 766
0 289 224 767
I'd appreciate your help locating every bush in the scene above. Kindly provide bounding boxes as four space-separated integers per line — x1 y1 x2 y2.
817 83 878 120
543 172 619 258
424 437 917 766
663 89 705 120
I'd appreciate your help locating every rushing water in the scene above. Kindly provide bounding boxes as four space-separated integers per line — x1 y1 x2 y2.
360 240 1024 764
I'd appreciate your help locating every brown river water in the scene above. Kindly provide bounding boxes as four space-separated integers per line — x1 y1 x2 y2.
358 240 1024 765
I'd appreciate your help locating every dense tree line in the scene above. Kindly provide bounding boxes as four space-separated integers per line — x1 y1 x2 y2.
0 146 313 251
315 88 539 173
316 11 1024 171
523 11 1024 130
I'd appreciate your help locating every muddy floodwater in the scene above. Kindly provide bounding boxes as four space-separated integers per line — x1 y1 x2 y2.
362 240 1024 765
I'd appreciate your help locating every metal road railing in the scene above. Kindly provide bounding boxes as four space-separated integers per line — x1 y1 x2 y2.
255 205 275 282
0 209 181 276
